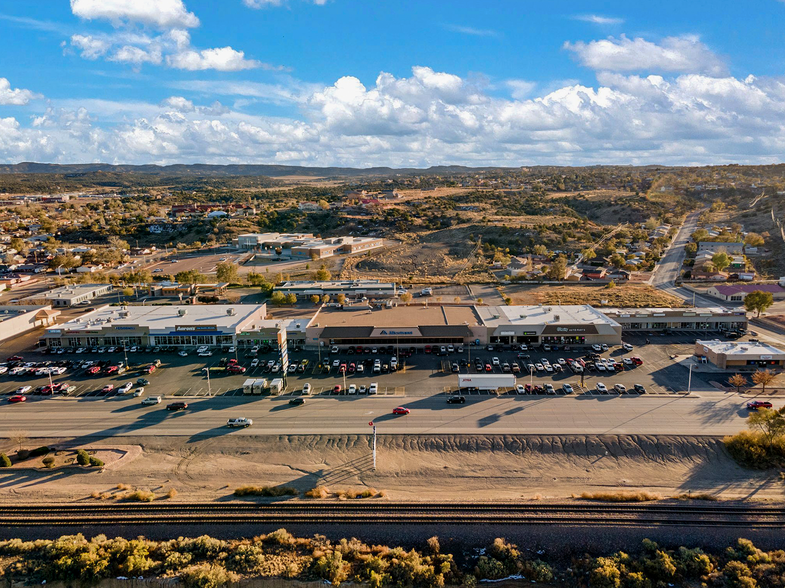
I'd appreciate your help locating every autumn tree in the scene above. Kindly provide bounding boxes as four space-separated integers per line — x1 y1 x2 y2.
744 290 774 317
314 266 332 281
729 374 747 394
216 262 240 283
752 369 776 394
310 294 321 305
547 255 567 280
745 232 765 247
400 292 413 304
336 293 346 305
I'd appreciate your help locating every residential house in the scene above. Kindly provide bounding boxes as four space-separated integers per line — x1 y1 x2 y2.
707 284 785 302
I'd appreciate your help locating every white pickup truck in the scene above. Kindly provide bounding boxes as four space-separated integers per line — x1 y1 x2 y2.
227 417 253 428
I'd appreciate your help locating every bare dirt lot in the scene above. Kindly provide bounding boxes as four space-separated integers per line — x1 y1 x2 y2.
504 284 687 308
1 434 780 503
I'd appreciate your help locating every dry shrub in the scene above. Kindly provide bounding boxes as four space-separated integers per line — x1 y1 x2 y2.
124 490 156 502
532 493 543 500
234 485 297 497
336 487 381 499
725 430 785 468
166 488 178 499
116 483 132 491
305 485 331 499
577 490 661 502
672 492 718 501
90 490 101 499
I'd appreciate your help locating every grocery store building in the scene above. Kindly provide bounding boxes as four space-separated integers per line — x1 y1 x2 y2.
43 304 268 348
304 304 622 348
275 280 399 300
694 340 785 370
603 307 748 333
0 305 60 343
21 283 113 307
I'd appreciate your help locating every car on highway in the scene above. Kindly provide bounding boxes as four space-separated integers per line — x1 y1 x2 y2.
447 395 466 404
8 394 27 403
166 402 188 411
227 417 253 428
16 386 32 394
302 383 312 395
289 397 305 406
747 400 773 410
141 396 162 406
392 406 410 415
562 384 574 394
596 383 608 393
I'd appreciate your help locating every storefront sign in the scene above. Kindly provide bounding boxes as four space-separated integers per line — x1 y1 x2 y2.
370 328 422 337
541 324 598 335
176 325 217 332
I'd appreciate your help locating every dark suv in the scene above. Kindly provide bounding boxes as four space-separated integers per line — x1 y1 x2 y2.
447 395 466 404
166 402 188 411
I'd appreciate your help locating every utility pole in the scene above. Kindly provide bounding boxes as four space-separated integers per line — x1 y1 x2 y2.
203 367 212 396
369 421 376 470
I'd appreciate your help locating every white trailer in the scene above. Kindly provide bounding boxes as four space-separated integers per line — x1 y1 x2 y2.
269 378 284 395
242 378 256 395
252 379 268 395
458 374 515 391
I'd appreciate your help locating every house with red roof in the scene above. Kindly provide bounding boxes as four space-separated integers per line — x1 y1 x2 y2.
707 283 785 302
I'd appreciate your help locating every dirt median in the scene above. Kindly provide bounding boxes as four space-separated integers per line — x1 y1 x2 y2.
0 434 780 503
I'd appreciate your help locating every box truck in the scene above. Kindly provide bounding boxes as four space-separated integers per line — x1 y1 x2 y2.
252 379 268 395
457 374 515 391
242 378 256 395
269 378 284 395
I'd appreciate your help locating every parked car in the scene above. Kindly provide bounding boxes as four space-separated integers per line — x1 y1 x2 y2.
515 384 526 394
562 384 574 394
596 383 608 393
622 343 634 351
133 387 145 397
118 382 134 394
633 384 647 394
369 383 378 395
137 378 150 386
16 386 32 394
614 384 627 394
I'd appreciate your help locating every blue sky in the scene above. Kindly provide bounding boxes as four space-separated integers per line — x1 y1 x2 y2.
0 0 783 167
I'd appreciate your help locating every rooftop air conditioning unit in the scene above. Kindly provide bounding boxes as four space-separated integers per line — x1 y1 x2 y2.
178 309 187 316
553 314 560 322
227 308 236 316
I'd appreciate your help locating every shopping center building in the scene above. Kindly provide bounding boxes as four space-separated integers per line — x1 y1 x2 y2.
304 304 623 349
43 304 268 348
603 307 747 333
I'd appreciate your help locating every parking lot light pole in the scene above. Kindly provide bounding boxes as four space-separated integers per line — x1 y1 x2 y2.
687 363 694 395
369 421 376 470
203 367 212 396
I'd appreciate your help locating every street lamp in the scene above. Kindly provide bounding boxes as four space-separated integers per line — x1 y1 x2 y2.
203 367 212 396
687 362 694 395
368 421 377 470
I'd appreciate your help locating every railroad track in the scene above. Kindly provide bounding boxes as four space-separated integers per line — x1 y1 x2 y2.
2 503 785 528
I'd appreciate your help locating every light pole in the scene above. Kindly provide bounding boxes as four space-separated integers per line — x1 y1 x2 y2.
368 421 376 470
203 367 212 396
687 362 694 395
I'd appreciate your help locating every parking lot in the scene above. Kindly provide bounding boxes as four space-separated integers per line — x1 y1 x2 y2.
0 328 731 407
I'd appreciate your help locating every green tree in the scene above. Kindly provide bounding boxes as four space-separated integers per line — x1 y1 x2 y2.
121 287 134 297
314 267 332 281
310 294 321 305
691 229 709 243
581 248 596 261
336 293 346 305
744 290 774 317
533 244 548 256
547 255 567 280
685 242 698 255
175 270 205 284
712 251 731 272
0 453 11 467
748 407 785 447
215 262 240 283
270 291 286 306
285 293 297 305
609 254 625 269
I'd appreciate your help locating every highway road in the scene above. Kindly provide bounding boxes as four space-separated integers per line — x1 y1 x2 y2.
0 392 755 438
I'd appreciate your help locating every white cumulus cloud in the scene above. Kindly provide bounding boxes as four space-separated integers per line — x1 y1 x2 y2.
0 78 41 105
573 15 624 25
70 0 199 28
166 46 261 71
564 34 727 75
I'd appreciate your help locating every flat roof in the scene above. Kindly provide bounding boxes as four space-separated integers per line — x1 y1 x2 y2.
0 305 51 322
278 280 396 289
478 305 620 328
604 307 744 316
30 283 110 300
314 305 481 328
48 304 265 333
697 339 785 356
